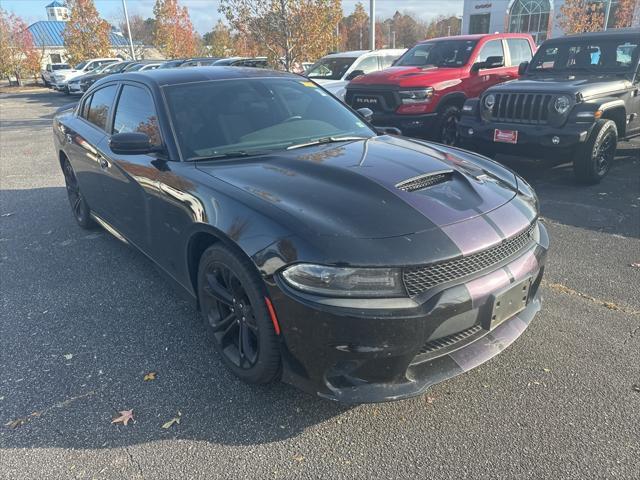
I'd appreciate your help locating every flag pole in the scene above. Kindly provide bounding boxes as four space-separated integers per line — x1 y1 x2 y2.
122 0 136 60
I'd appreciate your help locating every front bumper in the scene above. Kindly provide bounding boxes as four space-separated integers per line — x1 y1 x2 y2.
51 81 68 91
67 83 84 95
459 115 595 156
268 223 549 403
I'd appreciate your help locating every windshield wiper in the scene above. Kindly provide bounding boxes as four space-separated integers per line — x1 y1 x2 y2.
286 136 369 150
188 151 268 161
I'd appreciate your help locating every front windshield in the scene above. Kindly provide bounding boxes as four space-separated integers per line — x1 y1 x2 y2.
102 62 126 74
164 78 375 160
306 57 357 80
74 61 88 70
52 64 69 70
126 63 146 72
528 39 639 75
395 40 478 68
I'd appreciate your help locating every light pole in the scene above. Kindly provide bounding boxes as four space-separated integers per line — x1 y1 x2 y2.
369 0 375 50
122 0 136 60
603 0 612 30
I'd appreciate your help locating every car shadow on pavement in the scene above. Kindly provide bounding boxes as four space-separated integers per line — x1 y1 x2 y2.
495 143 640 238
0 187 350 450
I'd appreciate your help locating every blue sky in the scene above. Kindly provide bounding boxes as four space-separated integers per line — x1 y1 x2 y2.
4 0 464 34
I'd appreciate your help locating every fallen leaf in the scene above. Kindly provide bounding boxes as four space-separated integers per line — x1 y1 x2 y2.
425 396 436 404
293 455 304 462
632 384 640 393
162 411 181 429
0 212 14 217
630 263 640 268
5 418 25 429
143 372 157 381
63 354 73 360
112 410 134 426
543 368 551 373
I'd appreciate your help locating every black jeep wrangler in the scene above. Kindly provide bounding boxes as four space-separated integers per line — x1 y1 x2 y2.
459 29 640 184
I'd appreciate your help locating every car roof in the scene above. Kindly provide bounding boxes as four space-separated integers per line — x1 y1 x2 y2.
418 33 531 44
545 28 640 42
322 49 406 59
105 66 300 88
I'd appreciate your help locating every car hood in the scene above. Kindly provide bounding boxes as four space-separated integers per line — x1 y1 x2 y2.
196 136 520 239
349 66 467 89
489 75 632 99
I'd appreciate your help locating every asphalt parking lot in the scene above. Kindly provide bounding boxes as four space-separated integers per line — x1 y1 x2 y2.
1 89 639 479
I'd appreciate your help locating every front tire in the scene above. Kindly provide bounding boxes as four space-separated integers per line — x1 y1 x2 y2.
573 119 617 185
197 244 281 384
435 105 461 146
62 159 95 229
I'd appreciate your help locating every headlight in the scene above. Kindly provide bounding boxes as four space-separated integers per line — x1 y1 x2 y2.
484 94 496 109
281 264 405 297
399 88 433 105
554 95 571 115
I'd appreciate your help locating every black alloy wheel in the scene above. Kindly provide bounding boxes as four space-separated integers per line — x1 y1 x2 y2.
197 244 280 384
62 160 95 229
438 105 461 146
573 119 617 185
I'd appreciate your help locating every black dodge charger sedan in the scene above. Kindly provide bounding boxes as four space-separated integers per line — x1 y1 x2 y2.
53 67 548 403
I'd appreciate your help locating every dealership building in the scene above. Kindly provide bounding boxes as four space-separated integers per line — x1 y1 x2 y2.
462 0 640 44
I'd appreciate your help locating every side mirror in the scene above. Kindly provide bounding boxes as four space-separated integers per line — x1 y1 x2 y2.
356 107 373 122
110 132 159 155
346 69 365 81
472 56 504 72
518 61 530 76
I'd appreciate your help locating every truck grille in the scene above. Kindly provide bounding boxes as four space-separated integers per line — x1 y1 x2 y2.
403 223 536 296
345 88 398 113
489 93 552 124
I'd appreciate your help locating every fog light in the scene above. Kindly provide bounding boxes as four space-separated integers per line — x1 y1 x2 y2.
468 128 474 136
552 136 560 145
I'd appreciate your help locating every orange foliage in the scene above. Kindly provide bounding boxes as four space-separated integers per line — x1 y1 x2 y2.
153 0 198 59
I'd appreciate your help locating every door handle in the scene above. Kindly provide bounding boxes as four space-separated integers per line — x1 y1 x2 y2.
98 156 109 169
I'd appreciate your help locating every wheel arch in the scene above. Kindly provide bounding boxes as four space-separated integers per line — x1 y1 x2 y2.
58 149 69 169
599 103 626 138
436 92 467 112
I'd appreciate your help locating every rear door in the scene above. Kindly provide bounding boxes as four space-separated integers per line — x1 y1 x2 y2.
66 84 119 217
505 37 534 73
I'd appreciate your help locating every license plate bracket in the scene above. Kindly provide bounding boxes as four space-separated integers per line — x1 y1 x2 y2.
490 278 531 329
494 129 518 144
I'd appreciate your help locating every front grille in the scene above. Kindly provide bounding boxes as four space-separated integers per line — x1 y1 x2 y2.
416 325 483 356
489 93 552 124
345 88 399 113
396 171 452 192
403 223 536 296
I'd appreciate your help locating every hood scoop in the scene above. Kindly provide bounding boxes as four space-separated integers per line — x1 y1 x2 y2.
395 170 453 193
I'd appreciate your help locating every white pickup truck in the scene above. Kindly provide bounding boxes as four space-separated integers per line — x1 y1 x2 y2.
41 63 70 87
50 58 121 93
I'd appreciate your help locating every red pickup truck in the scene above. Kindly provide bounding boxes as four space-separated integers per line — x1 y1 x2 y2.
345 33 536 145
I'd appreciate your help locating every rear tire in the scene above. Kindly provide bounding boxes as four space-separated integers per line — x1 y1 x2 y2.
197 244 281 384
61 159 95 229
573 119 617 185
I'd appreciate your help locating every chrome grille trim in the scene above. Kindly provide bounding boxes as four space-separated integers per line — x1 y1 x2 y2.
403 223 536 296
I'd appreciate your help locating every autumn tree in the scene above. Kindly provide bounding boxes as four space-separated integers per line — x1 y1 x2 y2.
612 0 636 28
559 0 605 34
0 9 40 85
425 15 461 40
204 20 234 57
340 2 368 50
219 0 343 71
62 0 112 65
153 0 197 59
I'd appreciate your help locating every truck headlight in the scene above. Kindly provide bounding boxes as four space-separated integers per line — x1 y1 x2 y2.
484 94 496 109
399 88 433 105
554 95 571 115
281 264 405 297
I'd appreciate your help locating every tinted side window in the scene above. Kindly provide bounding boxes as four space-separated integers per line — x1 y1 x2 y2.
380 55 399 69
81 94 93 119
113 85 161 146
353 56 379 74
507 38 533 66
86 85 118 131
477 40 505 65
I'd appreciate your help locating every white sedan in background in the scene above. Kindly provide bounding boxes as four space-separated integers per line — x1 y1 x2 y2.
306 49 406 101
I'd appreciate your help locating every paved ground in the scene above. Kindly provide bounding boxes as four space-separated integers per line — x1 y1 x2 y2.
1 89 639 480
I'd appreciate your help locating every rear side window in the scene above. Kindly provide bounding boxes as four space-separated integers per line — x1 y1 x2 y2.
507 38 533 66
380 55 399 69
477 40 505 65
86 85 118 131
113 85 161 146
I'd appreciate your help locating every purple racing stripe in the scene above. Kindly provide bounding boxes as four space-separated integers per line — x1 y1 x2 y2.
465 268 510 308
507 248 539 282
486 201 532 239
441 215 503 255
